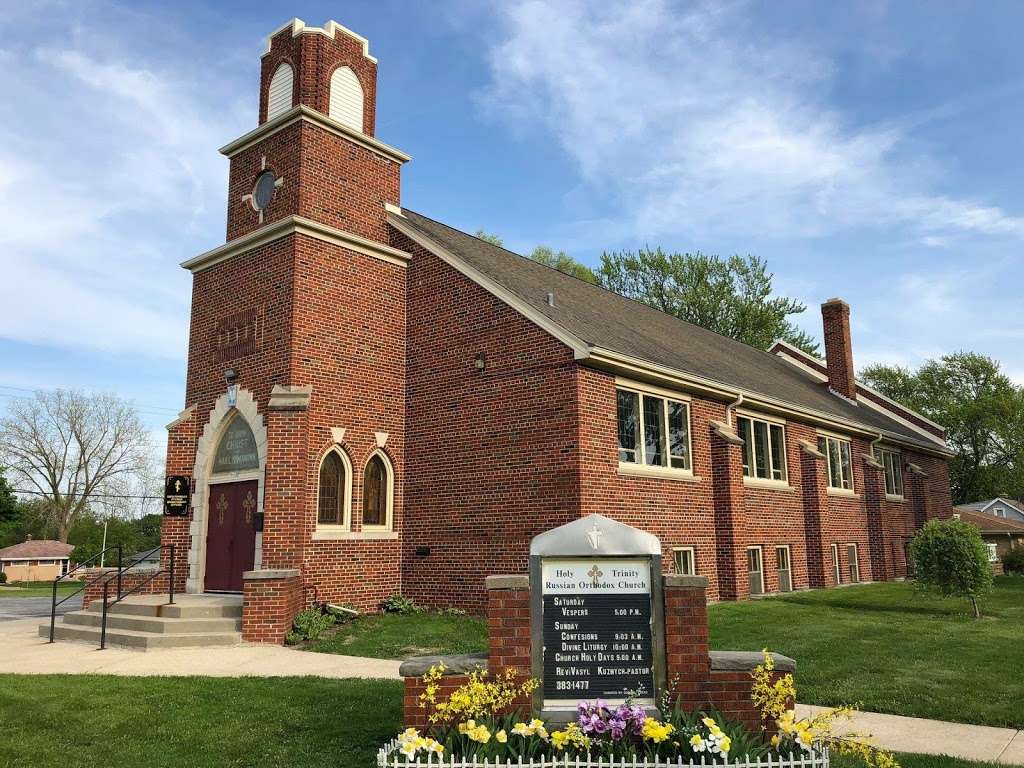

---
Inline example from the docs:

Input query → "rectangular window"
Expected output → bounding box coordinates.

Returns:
[831,543,841,585]
[737,416,787,482]
[818,435,854,490]
[776,545,792,592]
[748,546,764,596]
[986,543,999,563]
[616,388,692,471]
[617,390,640,463]
[847,544,860,583]
[673,547,696,575]
[877,449,904,498]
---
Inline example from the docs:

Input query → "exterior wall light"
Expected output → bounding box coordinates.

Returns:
[474,353,487,372]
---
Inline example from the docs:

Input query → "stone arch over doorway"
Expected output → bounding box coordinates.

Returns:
[186,388,268,593]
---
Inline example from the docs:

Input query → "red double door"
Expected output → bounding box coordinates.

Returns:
[205,480,257,593]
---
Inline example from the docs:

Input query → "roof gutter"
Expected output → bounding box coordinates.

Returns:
[584,347,954,458]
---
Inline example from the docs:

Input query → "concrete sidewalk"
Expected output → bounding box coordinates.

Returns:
[796,704,1024,766]
[0,618,1018,765]
[0,617,401,679]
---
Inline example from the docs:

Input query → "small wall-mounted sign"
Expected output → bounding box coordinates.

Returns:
[163,475,192,516]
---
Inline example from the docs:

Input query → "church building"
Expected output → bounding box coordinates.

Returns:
[160,19,954,640]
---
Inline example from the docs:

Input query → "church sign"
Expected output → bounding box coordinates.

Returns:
[530,515,666,718]
[163,475,192,516]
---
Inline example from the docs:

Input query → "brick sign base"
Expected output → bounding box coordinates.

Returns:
[401,574,794,731]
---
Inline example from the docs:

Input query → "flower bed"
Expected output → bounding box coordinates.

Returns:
[379,652,903,768]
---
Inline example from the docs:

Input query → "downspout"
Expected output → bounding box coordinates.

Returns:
[726,392,744,427]
[870,432,884,460]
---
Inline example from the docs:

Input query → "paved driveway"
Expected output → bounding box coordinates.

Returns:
[0,596,82,622]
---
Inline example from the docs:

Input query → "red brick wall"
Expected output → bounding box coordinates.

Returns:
[401,235,580,611]
[225,121,401,243]
[81,568,170,609]
[241,571,305,643]
[664,578,711,709]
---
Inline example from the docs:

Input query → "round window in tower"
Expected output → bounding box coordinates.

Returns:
[251,170,277,211]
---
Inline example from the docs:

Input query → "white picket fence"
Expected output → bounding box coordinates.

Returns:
[376,740,830,768]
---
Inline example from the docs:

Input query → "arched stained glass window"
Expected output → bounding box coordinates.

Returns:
[362,453,392,529]
[317,451,347,525]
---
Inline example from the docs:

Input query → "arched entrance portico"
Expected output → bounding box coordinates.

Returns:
[186,389,268,594]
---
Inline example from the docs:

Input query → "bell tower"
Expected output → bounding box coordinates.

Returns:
[172,19,411,607]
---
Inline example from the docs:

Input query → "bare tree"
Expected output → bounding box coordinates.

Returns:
[0,390,152,542]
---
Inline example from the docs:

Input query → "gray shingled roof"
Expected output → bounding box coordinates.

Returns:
[400,210,946,452]
[959,498,1024,514]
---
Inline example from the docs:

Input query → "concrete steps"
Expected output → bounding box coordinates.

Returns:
[39,594,243,650]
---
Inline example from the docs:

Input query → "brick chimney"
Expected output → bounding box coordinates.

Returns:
[821,298,857,401]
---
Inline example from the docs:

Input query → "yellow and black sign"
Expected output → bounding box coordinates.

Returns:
[164,475,192,516]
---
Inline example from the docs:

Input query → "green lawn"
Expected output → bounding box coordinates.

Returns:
[709,577,1024,728]
[0,675,401,768]
[0,675,1003,768]
[303,579,1023,729]
[0,580,82,598]
[304,611,488,659]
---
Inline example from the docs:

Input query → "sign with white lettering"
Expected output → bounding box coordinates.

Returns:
[540,558,655,705]
[529,514,666,718]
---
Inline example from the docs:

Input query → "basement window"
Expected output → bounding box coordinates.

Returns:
[617,387,692,472]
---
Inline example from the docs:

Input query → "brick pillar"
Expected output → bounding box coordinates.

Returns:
[710,428,747,599]
[485,575,532,684]
[821,298,857,400]
[798,440,829,588]
[241,568,304,643]
[162,405,198,594]
[663,574,711,710]
[863,458,889,582]
[261,386,312,571]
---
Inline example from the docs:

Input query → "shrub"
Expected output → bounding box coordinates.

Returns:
[287,606,336,644]
[910,518,993,617]
[1002,547,1024,575]
[0,572,6,584]
[381,593,424,614]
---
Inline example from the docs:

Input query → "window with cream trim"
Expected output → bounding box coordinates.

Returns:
[316,448,352,529]
[736,415,787,482]
[673,547,696,575]
[818,435,854,491]
[616,388,692,472]
[362,451,394,530]
[876,448,904,498]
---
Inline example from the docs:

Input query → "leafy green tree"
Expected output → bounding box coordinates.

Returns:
[861,353,1024,504]
[528,246,598,284]
[598,249,819,354]
[474,229,504,247]
[0,467,17,523]
[0,498,50,549]
[909,518,993,618]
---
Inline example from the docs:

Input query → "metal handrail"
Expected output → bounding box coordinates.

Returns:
[48,545,123,642]
[98,544,175,650]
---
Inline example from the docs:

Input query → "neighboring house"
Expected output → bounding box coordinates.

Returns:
[953,509,1024,574]
[0,538,74,582]
[156,18,956,624]
[124,550,161,569]
[957,497,1024,523]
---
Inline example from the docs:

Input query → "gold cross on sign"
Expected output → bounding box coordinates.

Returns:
[588,565,604,585]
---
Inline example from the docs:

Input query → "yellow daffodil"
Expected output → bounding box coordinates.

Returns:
[496,729,508,744]
[719,736,732,753]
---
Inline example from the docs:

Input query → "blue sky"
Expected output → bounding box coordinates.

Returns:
[2,0,1023,447]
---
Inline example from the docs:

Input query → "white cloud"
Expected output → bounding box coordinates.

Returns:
[0,4,250,359]
[479,0,1024,243]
